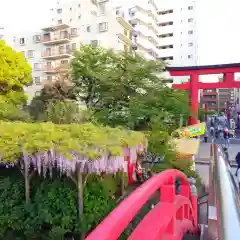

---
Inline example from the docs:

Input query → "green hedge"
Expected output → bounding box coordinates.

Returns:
[0,168,127,239]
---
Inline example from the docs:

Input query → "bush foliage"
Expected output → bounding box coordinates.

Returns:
[0,168,124,239]
[0,121,145,162]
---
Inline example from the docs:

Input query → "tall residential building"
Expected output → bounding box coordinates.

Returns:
[157,0,198,67]
[200,89,218,111]
[13,0,136,100]
[124,0,160,60]
[156,0,198,83]
[218,88,234,112]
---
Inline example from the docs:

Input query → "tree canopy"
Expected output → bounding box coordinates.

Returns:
[28,69,76,120]
[0,40,32,96]
[71,45,190,130]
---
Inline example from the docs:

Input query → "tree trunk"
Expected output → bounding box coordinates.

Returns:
[77,163,84,239]
[23,148,30,203]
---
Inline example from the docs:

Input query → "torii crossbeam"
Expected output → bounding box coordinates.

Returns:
[167,63,240,125]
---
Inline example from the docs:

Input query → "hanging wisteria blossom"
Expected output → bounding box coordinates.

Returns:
[17,144,144,177]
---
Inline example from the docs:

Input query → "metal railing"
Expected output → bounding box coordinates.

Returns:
[212,141,240,239]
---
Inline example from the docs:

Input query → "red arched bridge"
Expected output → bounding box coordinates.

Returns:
[85,139,240,239]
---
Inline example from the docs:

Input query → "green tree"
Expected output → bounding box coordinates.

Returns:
[0,40,32,121]
[29,70,76,120]
[45,100,89,124]
[128,87,190,131]
[71,45,170,127]
[71,44,117,109]
[0,40,32,98]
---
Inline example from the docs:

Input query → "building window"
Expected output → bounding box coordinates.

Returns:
[129,11,135,17]
[188,6,193,10]
[99,22,108,32]
[57,9,62,14]
[33,63,40,70]
[78,15,81,19]
[188,30,193,35]
[71,28,78,35]
[99,2,106,15]
[188,18,193,23]
[21,51,25,57]
[72,43,77,51]
[188,55,192,59]
[91,40,98,47]
[59,45,64,54]
[20,37,25,45]
[58,19,62,24]
[70,7,72,11]
[188,42,193,47]
[27,50,34,58]
[33,35,41,43]
[61,60,68,65]
[35,91,41,96]
[47,76,52,82]
[78,4,81,7]
[34,77,41,85]
[86,26,91,32]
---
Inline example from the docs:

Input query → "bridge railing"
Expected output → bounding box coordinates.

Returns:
[86,169,198,240]
[209,142,240,239]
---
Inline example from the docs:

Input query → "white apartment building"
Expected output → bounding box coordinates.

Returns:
[13,0,136,101]
[13,0,201,99]
[156,0,198,84]
[157,0,198,67]
[118,0,160,60]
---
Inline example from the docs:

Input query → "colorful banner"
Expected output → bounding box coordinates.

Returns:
[173,122,206,139]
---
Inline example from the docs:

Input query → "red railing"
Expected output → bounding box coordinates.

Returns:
[86,169,198,240]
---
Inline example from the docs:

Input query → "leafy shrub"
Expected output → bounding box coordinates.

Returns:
[0,169,126,239]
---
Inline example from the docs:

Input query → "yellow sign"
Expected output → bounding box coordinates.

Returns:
[173,138,200,155]
[173,123,206,139]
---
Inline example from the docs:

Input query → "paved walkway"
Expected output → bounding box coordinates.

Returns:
[196,141,239,161]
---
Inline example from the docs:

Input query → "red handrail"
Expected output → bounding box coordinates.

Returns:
[86,169,198,240]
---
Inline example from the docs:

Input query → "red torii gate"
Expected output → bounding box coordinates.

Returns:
[167,63,240,125]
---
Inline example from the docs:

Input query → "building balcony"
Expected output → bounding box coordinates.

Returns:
[42,64,69,73]
[42,66,56,73]
[41,34,71,45]
[41,49,72,60]
[41,23,70,32]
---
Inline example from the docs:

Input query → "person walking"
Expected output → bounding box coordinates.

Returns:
[235,152,240,177]
[210,126,214,137]
[204,130,209,143]
[223,128,230,148]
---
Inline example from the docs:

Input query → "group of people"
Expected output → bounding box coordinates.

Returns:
[204,116,231,149]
